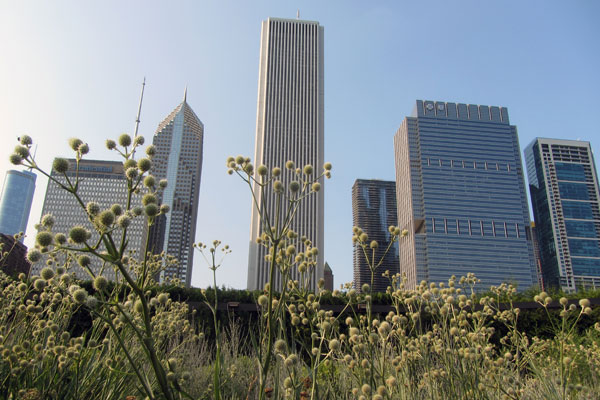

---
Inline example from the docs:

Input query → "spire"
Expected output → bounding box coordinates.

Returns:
[183,85,187,103]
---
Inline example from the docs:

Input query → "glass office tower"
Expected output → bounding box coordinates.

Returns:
[395,100,537,291]
[525,138,600,291]
[0,170,36,240]
[352,179,399,292]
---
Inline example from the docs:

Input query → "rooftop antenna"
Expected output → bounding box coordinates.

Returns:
[132,77,146,159]
[296,9,299,19]
[183,85,187,102]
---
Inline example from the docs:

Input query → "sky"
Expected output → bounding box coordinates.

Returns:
[1,1,599,289]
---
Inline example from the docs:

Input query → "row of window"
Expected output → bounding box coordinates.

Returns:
[424,158,513,171]
[427,218,523,238]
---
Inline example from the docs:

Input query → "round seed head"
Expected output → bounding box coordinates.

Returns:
[98,210,115,227]
[145,204,159,217]
[142,194,157,205]
[160,204,170,214]
[272,167,281,177]
[274,339,286,353]
[235,155,245,164]
[33,278,46,291]
[118,134,132,147]
[329,339,340,351]
[40,267,55,281]
[133,135,145,146]
[143,175,155,188]
[117,215,131,228]
[41,214,55,228]
[157,293,169,305]
[72,289,88,304]
[123,159,137,170]
[86,202,100,216]
[324,162,332,171]
[285,160,295,170]
[311,182,321,192]
[36,231,53,247]
[303,164,313,175]
[69,226,89,244]
[289,181,300,192]
[13,145,29,158]
[370,240,379,249]
[137,158,152,172]
[9,153,23,165]
[105,139,116,150]
[78,143,89,155]
[145,145,156,157]
[159,179,168,189]
[579,299,591,308]
[53,158,69,173]
[125,167,138,180]
[110,204,123,216]
[273,180,284,193]
[257,165,268,176]
[257,295,268,307]
[19,135,33,145]
[132,206,143,216]
[78,255,91,267]
[27,249,42,263]
[69,138,83,151]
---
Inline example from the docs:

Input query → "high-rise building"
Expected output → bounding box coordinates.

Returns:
[395,100,537,291]
[148,90,203,287]
[0,170,36,240]
[352,179,399,292]
[525,138,600,291]
[247,17,325,291]
[36,159,146,280]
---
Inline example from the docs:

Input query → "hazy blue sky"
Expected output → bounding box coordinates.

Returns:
[1,1,599,289]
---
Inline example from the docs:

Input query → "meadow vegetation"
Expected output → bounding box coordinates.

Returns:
[0,135,598,399]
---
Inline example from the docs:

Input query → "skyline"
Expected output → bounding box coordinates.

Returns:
[1,1,599,289]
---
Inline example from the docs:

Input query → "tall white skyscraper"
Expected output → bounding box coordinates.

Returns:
[148,90,203,287]
[247,17,325,290]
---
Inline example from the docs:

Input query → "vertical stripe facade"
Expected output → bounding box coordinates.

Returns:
[248,18,324,291]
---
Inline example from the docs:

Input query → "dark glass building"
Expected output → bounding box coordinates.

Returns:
[0,170,36,240]
[525,138,600,291]
[352,179,399,292]
[395,100,537,291]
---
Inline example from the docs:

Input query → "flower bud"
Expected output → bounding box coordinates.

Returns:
[312,182,321,192]
[106,139,116,150]
[69,138,83,151]
[19,135,33,145]
[118,134,132,147]
[53,158,69,173]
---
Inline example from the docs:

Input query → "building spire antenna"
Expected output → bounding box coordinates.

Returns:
[296,9,299,19]
[132,77,146,159]
[183,85,187,102]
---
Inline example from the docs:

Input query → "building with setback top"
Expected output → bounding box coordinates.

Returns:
[148,90,203,287]
[394,100,537,291]
[247,17,325,290]
[0,170,36,240]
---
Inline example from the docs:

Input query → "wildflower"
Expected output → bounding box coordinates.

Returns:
[9,153,23,165]
[78,143,89,155]
[33,279,46,291]
[311,182,321,192]
[73,289,88,304]
[579,299,591,308]
[19,135,33,145]
[36,231,53,247]
[157,293,169,305]
[69,226,89,243]
[329,339,341,351]
[78,255,91,268]
[160,204,170,214]
[303,164,313,175]
[117,215,131,228]
[110,204,123,216]
[125,167,138,180]
[144,175,155,187]
[289,181,300,192]
[370,240,378,249]
[40,267,55,281]
[14,145,30,158]
[106,139,117,150]
[159,179,168,188]
[86,202,100,216]
[93,276,108,291]
[361,384,371,395]
[142,193,157,205]
[27,249,42,263]
[137,158,152,172]
[286,160,295,170]
[146,144,156,157]
[118,134,132,147]
[55,233,67,245]
[98,210,115,227]
[69,138,83,151]
[257,165,268,176]
[273,180,284,193]
[145,204,159,217]
[274,339,286,354]
[132,206,143,216]
[272,167,281,177]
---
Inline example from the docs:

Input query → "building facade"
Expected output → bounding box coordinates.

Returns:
[525,138,600,291]
[36,159,146,280]
[352,179,399,292]
[0,170,36,240]
[0,233,31,277]
[247,18,325,290]
[148,91,203,287]
[394,100,537,291]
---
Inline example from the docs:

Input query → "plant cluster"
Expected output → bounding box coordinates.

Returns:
[0,137,598,399]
